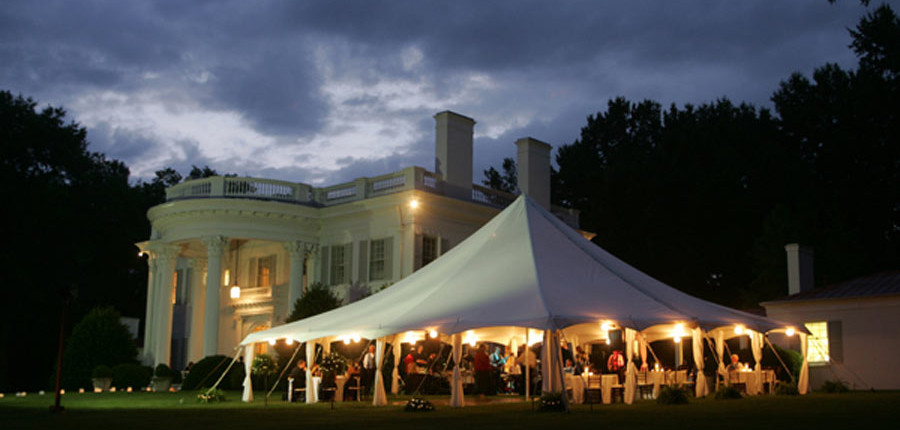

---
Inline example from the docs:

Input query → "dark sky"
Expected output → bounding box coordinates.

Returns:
[2,0,892,185]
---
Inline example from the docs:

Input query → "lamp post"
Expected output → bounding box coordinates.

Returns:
[50,284,75,414]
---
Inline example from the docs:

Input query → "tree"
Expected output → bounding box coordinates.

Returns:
[0,91,150,391]
[61,306,138,389]
[482,157,518,194]
[286,283,343,323]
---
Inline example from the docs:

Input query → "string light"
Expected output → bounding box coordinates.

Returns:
[785,327,795,337]
[734,324,745,335]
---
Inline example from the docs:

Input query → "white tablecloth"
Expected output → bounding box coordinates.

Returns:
[600,374,618,404]
[564,374,585,404]
[310,376,321,403]
[335,376,347,402]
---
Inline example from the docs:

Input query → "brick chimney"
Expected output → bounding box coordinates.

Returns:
[434,111,475,200]
[785,243,814,295]
[515,137,552,209]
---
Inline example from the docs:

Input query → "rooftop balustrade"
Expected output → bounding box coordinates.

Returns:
[164,166,579,226]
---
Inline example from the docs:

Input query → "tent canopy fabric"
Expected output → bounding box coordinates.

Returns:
[242,194,794,347]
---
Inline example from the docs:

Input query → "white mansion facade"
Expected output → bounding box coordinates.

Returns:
[138,111,578,368]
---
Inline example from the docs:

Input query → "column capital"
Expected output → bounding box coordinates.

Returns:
[283,241,306,257]
[188,257,208,270]
[304,242,319,257]
[201,236,229,255]
[145,242,181,266]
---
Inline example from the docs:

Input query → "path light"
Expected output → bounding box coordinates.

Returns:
[785,327,795,337]
[734,324,745,335]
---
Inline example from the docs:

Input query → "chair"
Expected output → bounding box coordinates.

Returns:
[727,372,747,394]
[636,371,654,400]
[288,379,306,402]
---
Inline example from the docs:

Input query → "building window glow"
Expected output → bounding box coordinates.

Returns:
[805,321,829,364]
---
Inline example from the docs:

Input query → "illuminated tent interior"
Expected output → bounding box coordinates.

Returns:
[238,194,807,407]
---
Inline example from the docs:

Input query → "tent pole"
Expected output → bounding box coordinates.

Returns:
[553,330,571,412]
[525,328,530,401]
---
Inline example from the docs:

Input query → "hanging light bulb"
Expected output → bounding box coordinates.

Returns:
[429,329,438,339]
[285,338,294,345]
[268,338,276,346]
[734,324,745,335]
[785,327,795,337]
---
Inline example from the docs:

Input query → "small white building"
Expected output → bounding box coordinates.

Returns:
[761,245,900,390]
[138,111,579,369]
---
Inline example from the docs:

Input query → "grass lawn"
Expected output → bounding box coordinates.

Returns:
[1,390,897,430]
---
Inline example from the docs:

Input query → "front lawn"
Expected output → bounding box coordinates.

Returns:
[1,391,896,430]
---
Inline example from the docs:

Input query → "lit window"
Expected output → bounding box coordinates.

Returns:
[369,239,386,281]
[805,322,829,364]
[423,236,437,266]
[256,255,276,286]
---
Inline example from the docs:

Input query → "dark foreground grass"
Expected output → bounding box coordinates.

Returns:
[2,391,897,430]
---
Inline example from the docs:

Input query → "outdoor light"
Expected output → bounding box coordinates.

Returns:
[352,334,361,343]
[601,322,612,332]
[464,331,477,346]
[673,336,682,343]
[785,327,795,337]
[230,285,241,299]
[409,199,419,209]
[403,331,418,344]
[60,389,65,395]
[126,387,132,392]
[734,324,745,335]
[286,338,294,345]
[223,270,230,286]
[429,329,438,339]
[268,338,276,346]
[78,388,84,394]
[605,338,611,345]
[344,337,351,345]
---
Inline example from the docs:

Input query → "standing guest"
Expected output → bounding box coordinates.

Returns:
[608,350,625,383]
[361,344,376,395]
[474,344,492,395]
[574,346,589,375]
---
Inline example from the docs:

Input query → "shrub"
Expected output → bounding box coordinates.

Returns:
[154,363,175,378]
[63,306,138,389]
[775,381,799,396]
[91,365,113,379]
[182,355,244,390]
[714,384,743,400]
[112,364,152,389]
[197,387,227,403]
[251,354,278,390]
[539,391,565,411]
[657,385,690,405]
[821,379,849,393]
[286,283,342,322]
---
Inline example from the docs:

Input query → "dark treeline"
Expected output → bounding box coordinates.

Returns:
[0,90,222,391]
[548,5,898,308]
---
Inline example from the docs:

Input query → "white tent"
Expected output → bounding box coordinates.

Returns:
[239,194,803,405]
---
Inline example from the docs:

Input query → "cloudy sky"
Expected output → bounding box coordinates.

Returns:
[2,1,892,186]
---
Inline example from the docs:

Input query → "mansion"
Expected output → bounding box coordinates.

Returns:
[138,111,580,368]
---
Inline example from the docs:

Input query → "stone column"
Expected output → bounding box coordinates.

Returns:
[283,241,305,315]
[141,253,158,365]
[152,245,180,366]
[304,243,318,289]
[187,258,207,363]
[202,236,228,357]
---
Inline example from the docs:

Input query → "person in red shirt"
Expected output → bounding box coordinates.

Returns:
[608,350,625,383]
[474,344,493,395]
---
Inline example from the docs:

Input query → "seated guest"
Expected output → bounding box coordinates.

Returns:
[345,363,361,400]
[726,354,744,372]
[287,360,308,402]
[564,358,575,374]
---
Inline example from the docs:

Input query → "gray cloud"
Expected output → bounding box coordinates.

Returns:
[1,0,892,186]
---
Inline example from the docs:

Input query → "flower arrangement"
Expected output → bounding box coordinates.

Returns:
[404,397,434,412]
[197,387,226,403]
[319,352,348,375]
[539,391,565,411]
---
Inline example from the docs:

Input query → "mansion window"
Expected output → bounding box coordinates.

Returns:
[804,321,842,364]
[330,245,346,286]
[256,255,276,287]
[422,236,438,266]
[369,238,394,281]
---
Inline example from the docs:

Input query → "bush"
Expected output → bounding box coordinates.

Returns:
[182,355,244,390]
[112,364,152,389]
[714,384,743,400]
[197,387,227,403]
[63,306,138,389]
[657,385,690,405]
[286,283,342,322]
[775,381,799,396]
[154,363,175,378]
[251,354,277,390]
[91,365,113,379]
[821,379,849,393]
[539,391,565,411]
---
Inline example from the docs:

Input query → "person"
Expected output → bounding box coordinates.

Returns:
[287,360,308,402]
[361,344,376,395]
[489,346,507,393]
[608,350,625,383]
[564,358,575,374]
[473,344,492,395]
[561,342,575,367]
[413,344,428,370]
[726,354,744,372]
[345,362,361,400]
[574,346,589,375]
[404,349,417,375]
